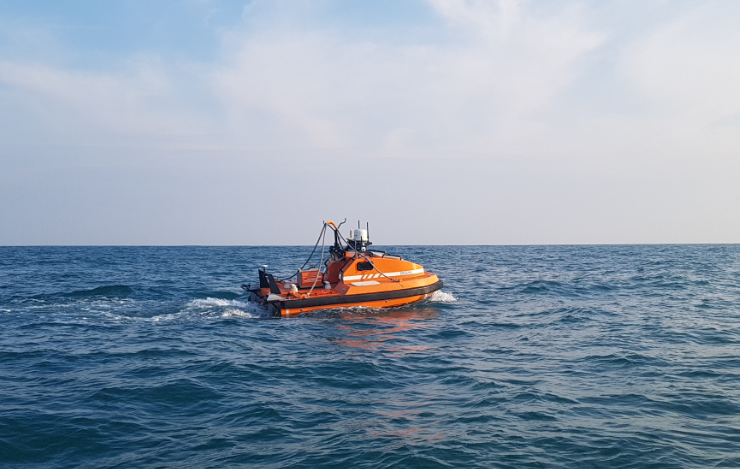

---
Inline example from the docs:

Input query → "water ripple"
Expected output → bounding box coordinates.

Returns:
[1,245,740,468]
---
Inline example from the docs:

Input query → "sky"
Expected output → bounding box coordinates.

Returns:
[1,0,739,245]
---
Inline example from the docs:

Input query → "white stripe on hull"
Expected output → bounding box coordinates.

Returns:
[343,268,424,282]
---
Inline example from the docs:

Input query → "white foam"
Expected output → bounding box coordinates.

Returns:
[428,290,458,303]
[188,298,251,309]
[186,297,270,319]
[153,314,179,322]
[222,308,264,319]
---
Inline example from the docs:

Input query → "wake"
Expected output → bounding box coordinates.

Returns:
[428,290,457,302]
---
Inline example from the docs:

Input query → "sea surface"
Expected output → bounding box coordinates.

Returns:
[1,245,740,468]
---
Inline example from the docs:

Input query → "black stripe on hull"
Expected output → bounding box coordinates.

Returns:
[272,280,444,312]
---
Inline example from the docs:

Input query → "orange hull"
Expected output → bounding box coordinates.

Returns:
[244,254,442,317]
[281,293,430,317]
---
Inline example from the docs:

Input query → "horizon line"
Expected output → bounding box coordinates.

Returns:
[2,243,739,248]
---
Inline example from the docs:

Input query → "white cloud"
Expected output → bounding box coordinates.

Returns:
[623,3,740,129]
[3,0,737,161]
[1,0,739,243]
[0,55,212,147]
[427,0,524,40]
[210,0,605,159]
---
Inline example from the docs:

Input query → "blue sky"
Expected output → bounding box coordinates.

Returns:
[1,0,739,245]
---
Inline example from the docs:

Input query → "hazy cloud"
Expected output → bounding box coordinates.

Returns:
[1,0,739,244]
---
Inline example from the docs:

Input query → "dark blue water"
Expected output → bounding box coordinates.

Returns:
[2,245,740,468]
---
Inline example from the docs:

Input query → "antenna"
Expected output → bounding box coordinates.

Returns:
[358,220,360,229]
[367,222,370,241]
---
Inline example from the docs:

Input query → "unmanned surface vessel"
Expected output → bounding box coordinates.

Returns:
[242,220,443,317]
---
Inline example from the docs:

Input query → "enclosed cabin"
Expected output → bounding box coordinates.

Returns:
[323,224,425,288]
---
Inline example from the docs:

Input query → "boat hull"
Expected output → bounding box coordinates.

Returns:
[277,280,443,317]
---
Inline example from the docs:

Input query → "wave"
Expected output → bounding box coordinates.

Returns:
[184,297,271,319]
[188,298,251,308]
[63,285,133,298]
[520,280,565,294]
[196,291,242,300]
[428,290,457,302]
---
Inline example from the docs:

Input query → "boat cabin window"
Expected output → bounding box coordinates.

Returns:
[356,261,374,271]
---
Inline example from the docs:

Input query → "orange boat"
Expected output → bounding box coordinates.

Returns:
[242,220,443,317]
